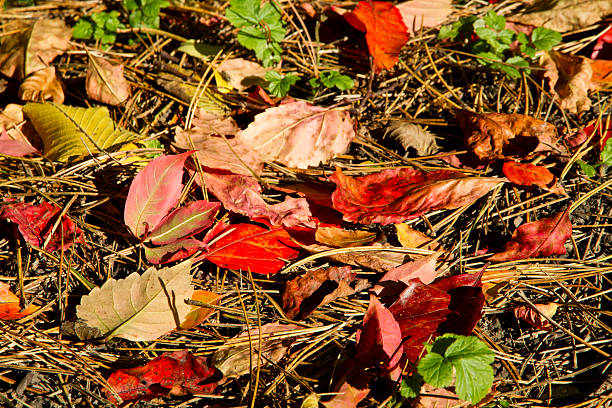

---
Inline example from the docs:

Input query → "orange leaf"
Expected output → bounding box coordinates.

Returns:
[502,161,564,194]
[0,282,39,320]
[343,1,409,72]
[180,290,224,330]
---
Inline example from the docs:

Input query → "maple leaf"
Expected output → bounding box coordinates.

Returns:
[514,302,558,331]
[343,1,409,72]
[502,161,565,194]
[237,100,355,169]
[0,282,39,320]
[489,209,572,262]
[282,266,369,319]
[330,167,503,225]
[105,350,221,404]
[86,55,130,106]
[203,223,300,274]
[1,201,83,252]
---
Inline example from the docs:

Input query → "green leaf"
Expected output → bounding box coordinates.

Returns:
[418,352,453,387]
[445,336,495,403]
[517,32,529,45]
[400,373,424,399]
[476,51,501,66]
[474,26,496,43]
[483,10,505,31]
[265,71,298,97]
[579,161,596,177]
[601,137,612,165]
[124,0,138,11]
[72,19,94,39]
[531,27,562,51]
[438,23,458,40]
[319,71,354,90]
[177,40,222,60]
[520,44,537,58]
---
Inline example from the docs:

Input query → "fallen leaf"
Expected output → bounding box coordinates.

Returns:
[330,167,503,225]
[86,55,131,106]
[144,239,204,265]
[76,260,193,341]
[416,382,498,408]
[456,110,563,161]
[211,323,301,377]
[0,19,71,80]
[489,209,572,262]
[355,296,403,378]
[514,302,558,330]
[105,350,221,404]
[22,103,137,162]
[216,57,269,91]
[396,0,453,36]
[322,379,370,408]
[589,59,612,84]
[124,152,193,238]
[203,223,300,274]
[282,266,369,319]
[157,71,229,115]
[373,252,440,297]
[204,172,314,228]
[181,290,224,330]
[591,24,612,60]
[18,67,64,103]
[540,51,593,114]
[237,100,355,169]
[384,121,439,156]
[0,282,39,320]
[502,161,565,194]
[148,200,220,245]
[315,225,378,247]
[1,201,83,252]
[0,104,39,156]
[512,0,612,33]
[343,1,409,71]
[299,242,407,272]
[396,223,440,252]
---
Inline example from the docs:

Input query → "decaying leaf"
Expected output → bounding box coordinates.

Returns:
[18,67,64,103]
[216,58,269,91]
[144,238,204,265]
[456,110,563,161]
[383,121,439,156]
[76,260,194,341]
[237,100,355,169]
[211,323,301,377]
[86,55,130,106]
[330,167,503,225]
[156,71,229,115]
[512,0,612,33]
[0,282,39,320]
[343,1,409,71]
[540,52,593,114]
[396,0,453,36]
[0,104,39,156]
[282,266,369,319]
[105,350,221,404]
[502,161,565,194]
[395,223,440,252]
[514,302,558,331]
[0,19,71,80]
[1,201,83,252]
[181,290,224,330]
[315,225,378,247]
[489,209,572,262]
[22,103,137,162]
[299,242,408,272]
[204,172,314,228]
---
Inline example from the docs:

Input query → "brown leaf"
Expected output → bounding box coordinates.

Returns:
[395,223,440,252]
[18,67,64,103]
[0,19,71,80]
[383,121,439,156]
[300,242,408,272]
[282,266,369,319]
[315,225,378,247]
[540,52,593,114]
[216,58,269,91]
[512,0,612,33]
[396,0,453,36]
[86,55,131,106]
[514,302,558,330]
[0,104,39,156]
[456,110,563,161]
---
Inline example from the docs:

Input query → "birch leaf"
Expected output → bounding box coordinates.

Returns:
[22,103,137,162]
[76,260,194,341]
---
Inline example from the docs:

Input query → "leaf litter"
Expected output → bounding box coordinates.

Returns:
[0,1,610,407]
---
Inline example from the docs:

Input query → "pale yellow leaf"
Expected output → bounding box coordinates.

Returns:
[76,260,194,341]
[18,67,64,103]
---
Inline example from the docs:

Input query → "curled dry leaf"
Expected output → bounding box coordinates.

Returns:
[211,323,301,377]
[511,0,612,33]
[216,58,269,91]
[0,104,39,157]
[105,350,221,404]
[502,161,565,195]
[86,55,130,106]
[18,67,64,103]
[0,201,83,252]
[299,242,407,272]
[282,266,369,319]
[330,167,503,225]
[237,100,355,169]
[396,0,453,36]
[416,382,498,408]
[540,52,593,114]
[343,1,409,72]
[315,225,378,247]
[383,121,439,156]
[489,209,572,262]
[0,19,71,80]
[514,302,559,331]
[456,110,563,161]
[76,260,193,341]
[0,282,40,320]
[395,223,440,252]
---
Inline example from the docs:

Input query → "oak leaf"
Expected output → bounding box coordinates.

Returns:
[237,100,355,169]
[0,282,39,320]
[76,260,194,341]
[489,209,572,262]
[330,167,503,225]
[18,67,64,103]
[343,1,409,72]
[105,350,221,404]
[86,55,130,106]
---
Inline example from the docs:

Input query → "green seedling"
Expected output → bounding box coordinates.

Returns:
[439,10,562,79]
[72,11,126,44]
[265,71,299,97]
[310,70,354,91]
[579,137,612,177]
[124,0,169,29]
[226,0,286,67]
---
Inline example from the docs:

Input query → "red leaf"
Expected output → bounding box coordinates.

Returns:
[373,252,440,297]
[0,282,39,320]
[591,24,612,60]
[282,266,369,319]
[124,152,192,238]
[514,302,558,331]
[322,377,370,408]
[502,161,564,194]
[489,209,572,262]
[148,200,220,245]
[105,350,221,404]
[330,168,503,225]
[1,201,83,252]
[203,224,300,274]
[144,239,204,264]
[356,296,403,378]
[343,1,409,72]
